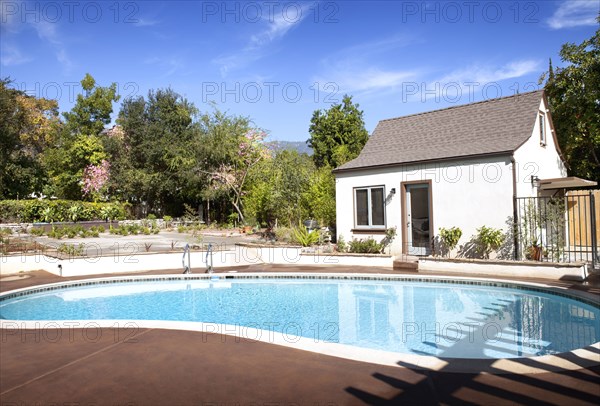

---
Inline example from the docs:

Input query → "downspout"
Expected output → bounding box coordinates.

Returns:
[511,156,519,260]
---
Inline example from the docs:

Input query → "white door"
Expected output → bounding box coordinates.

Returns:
[405,184,431,255]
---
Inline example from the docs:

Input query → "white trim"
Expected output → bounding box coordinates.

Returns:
[539,112,547,146]
[353,185,386,229]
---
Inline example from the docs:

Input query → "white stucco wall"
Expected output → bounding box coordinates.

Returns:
[335,155,515,256]
[513,97,568,198]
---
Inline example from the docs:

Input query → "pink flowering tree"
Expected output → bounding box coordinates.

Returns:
[207,129,270,224]
[82,159,110,201]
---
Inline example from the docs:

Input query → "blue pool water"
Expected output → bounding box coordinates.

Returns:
[1,276,598,359]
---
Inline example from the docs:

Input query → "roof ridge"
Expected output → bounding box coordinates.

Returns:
[378,89,544,123]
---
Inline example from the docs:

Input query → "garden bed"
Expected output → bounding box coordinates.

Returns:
[31,220,114,232]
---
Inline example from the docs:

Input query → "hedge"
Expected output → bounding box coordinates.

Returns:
[0,200,131,223]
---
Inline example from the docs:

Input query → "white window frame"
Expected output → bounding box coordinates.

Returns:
[539,112,546,146]
[353,185,386,229]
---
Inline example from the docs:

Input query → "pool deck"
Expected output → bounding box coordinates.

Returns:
[1,265,599,405]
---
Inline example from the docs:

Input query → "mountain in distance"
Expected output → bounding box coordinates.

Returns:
[266,140,313,155]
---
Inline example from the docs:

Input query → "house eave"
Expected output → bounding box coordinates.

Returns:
[333,151,514,174]
[538,176,597,190]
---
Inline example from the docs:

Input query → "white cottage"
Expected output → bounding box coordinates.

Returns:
[333,90,581,257]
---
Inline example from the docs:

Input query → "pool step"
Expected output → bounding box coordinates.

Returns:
[393,256,419,272]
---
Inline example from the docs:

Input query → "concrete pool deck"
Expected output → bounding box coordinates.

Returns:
[1,266,599,405]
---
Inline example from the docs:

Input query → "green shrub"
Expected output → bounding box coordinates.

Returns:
[348,237,382,254]
[348,228,397,254]
[58,243,85,257]
[0,228,12,244]
[127,224,139,235]
[475,226,504,259]
[274,226,293,243]
[439,227,462,257]
[0,200,130,223]
[68,205,83,222]
[30,227,45,236]
[291,226,320,247]
[147,213,157,220]
[336,234,347,253]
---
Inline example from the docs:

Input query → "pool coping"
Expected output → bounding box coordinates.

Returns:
[1,272,599,375]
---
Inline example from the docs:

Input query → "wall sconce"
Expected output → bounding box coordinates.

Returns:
[530,176,540,185]
[390,188,396,195]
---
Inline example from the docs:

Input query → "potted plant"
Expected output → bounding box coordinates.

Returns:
[528,239,543,261]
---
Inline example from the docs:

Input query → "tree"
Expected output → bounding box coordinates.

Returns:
[115,88,199,213]
[194,107,264,223]
[244,149,314,226]
[62,73,119,137]
[82,159,111,201]
[202,127,270,224]
[44,74,120,199]
[0,79,60,198]
[303,166,336,228]
[43,133,107,199]
[541,21,600,182]
[307,95,369,169]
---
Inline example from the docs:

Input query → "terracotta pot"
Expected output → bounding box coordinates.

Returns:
[529,246,542,261]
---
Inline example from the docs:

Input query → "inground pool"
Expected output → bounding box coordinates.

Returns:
[1,274,598,359]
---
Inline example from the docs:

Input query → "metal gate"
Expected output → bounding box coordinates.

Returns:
[515,190,598,269]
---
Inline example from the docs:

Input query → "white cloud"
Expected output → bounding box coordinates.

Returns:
[438,60,541,85]
[393,59,542,103]
[0,44,31,66]
[0,7,75,72]
[134,18,159,27]
[144,56,185,77]
[313,35,416,95]
[0,0,22,35]
[547,0,599,29]
[249,9,307,48]
[315,68,415,95]
[29,21,75,73]
[213,3,310,77]
[327,35,414,64]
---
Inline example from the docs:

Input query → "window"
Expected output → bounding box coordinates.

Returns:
[539,113,546,146]
[354,186,385,228]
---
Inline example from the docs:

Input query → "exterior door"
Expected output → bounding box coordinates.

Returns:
[405,183,431,255]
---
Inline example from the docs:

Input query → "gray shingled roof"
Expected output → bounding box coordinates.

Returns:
[335,90,545,172]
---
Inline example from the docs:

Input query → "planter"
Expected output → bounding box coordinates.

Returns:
[528,246,543,261]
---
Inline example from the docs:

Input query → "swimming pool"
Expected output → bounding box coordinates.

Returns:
[1,274,598,359]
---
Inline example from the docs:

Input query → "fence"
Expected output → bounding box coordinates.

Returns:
[515,190,599,269]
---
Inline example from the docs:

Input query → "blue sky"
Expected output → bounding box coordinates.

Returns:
[1,0,598,142]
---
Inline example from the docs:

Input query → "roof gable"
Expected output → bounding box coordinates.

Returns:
[336,90,545,172]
